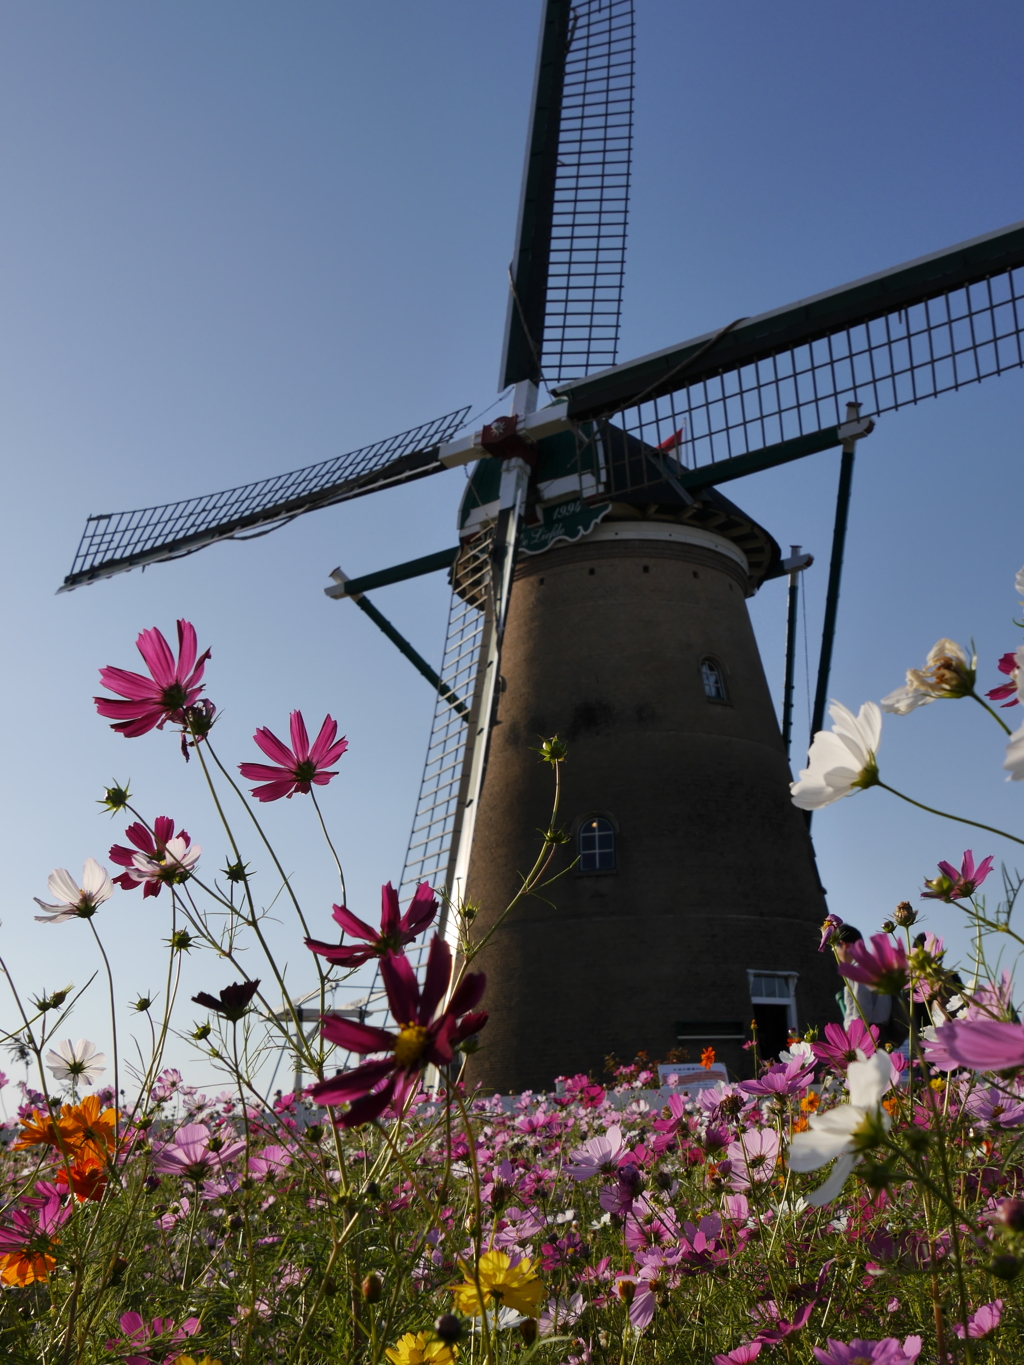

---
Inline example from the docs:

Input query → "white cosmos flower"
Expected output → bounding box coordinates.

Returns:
[881,638,976,714]
[787,1050,891,1206]
[779,1039,814,1065]
[1016,564,1024,605]
[45,1038,107,1086]
[1005,723,1024,782]
[790,701,881,810]
[34,858,113,924]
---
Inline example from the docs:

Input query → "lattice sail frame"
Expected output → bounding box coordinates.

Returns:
[62,406,471,589]
[541,0,633,383]
[561,233,1024,495]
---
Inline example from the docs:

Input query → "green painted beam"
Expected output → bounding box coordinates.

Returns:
[350,595,468,720]
[338,546,458,597]
[675,426,843,491]
[560,219,1024,418]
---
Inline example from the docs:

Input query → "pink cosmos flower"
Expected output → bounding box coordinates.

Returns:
[309,933,486,1126]
[921,1018,1024,1073]
[598,1162,643,1217]
[238,711,348,801]
[739,1057,815,1097]
[565,1125,626,1179]
[838,934,908,995]
[953,1299,1003,1339]
[963,1088,1024,1128]
[109,817,200,897]
[623,1196,679,1254]
[811,1020,878,1073]
[812,1336,922,1364]
[921,849,994,902]
[104,1311,201,1365]
[726,1129,780,1190]
[96,619,211,738]
[714,1347,762,1365]
[151,1122,246,1182]
[305,881,437,968]
[818,914,844,951]
[247,1144,292,1180]
[986,649,1022,707]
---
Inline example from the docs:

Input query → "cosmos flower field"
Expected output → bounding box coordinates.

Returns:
[2,572,1024,1363]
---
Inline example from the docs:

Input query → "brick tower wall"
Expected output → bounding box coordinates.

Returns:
[462,525,841,1094]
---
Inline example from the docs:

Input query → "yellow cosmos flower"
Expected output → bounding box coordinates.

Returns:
[450,1249,544,1318]
[172,1356,222,1365]
[385,1331,457,1365]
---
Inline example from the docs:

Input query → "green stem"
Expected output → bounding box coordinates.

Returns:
[87,920,120,1115]
[311,789,347,905]
[971,690,1013,735]
[878,782,1024,846]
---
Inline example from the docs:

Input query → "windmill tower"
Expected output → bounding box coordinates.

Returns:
[62,1,1024,1092]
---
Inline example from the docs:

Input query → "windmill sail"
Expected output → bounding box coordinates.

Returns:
[60,406,471,591]
[501,0,634,389]
[557,220,1024,495]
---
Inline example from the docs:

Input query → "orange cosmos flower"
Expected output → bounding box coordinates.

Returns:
[13,1108,76,1153]
[0,1249,56,1287]
[700,1047,716,1070]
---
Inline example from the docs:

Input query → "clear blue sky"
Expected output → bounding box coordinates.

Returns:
[2,1,1023,1094]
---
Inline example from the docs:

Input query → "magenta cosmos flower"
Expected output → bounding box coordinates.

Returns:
[305,881,437,968]
[921,849,994,902]
[739,1057,815,1097]
[838,933,908,995]
[813,1336,921,1365]
[310,933,486,1126]
[95,620,210,738]
[811,1020,878,1073]
[109,817,200,897]
[238,710,347,801]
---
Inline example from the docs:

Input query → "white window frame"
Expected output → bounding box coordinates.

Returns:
[747,970,799,1033]
[700,656,728,701]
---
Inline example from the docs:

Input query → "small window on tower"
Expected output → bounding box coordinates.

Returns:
[578,816,616,873]
[700,657,728,701]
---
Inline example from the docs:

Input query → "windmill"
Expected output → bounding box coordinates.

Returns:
[62,1,1024,1090]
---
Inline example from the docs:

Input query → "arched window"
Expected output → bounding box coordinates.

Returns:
[578,816,616,873]
[700,656,728,701]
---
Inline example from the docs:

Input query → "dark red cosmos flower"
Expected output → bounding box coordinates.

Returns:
[95,620,211,738]
[305,882,437,969]
[310,934,486,1127]
[191,980,261,1022]
[238,711,348,802]
[987,651,1021,708]
[109,817,200,898]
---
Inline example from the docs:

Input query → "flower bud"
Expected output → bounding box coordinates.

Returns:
[490,1179,511,1213]
[655,1170,674,1192]
[169,930,194,952]
[434,1314,463,1343]
[99,782,131,814]
[892,901,918,927]
[998,1198,1024,1232]
[989,1253,1022,1281]
[132,995,153,1013]
[881,920,896,935]
[615,1278,636,1306]
[361,1273,382,1302]
[536,734,568,765]
[519,1319,538,1346]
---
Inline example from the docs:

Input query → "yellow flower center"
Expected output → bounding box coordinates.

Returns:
[394,1024,429,1069]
